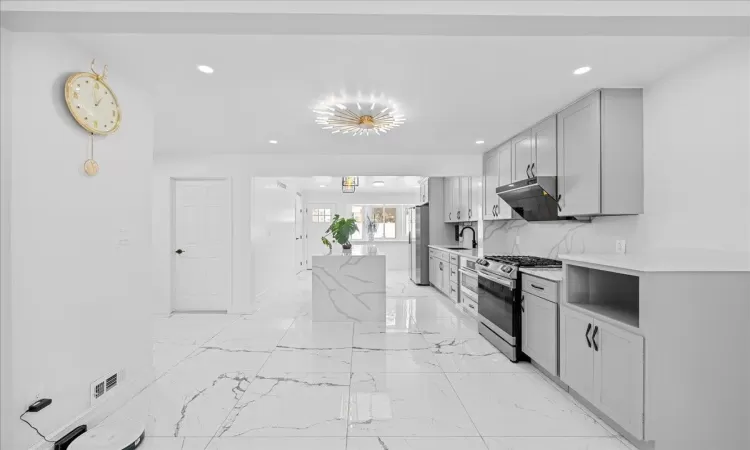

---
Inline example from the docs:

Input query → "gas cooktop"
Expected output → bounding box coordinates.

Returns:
[476,255,561,280]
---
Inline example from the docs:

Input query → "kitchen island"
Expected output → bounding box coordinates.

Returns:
[311,246,386,322]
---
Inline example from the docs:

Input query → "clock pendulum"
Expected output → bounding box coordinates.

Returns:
[83,133,99,176]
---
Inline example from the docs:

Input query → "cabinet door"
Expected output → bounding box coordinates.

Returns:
[593,320,645,439]
[423,179,429,203]
[522,293,559,376]
[443,178,454,222]
[483,150,500,220]
[511,130,533,183]
[419,182,426,204]
[532,115,557,177]
[470,176,481,221]
[560,307,595,400]
[497,141,515,220]
[451,177,460,222]
[557,91,601,216]
[429,256,435,285]
[458,177,470,221]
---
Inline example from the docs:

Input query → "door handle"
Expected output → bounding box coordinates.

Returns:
[530,284,545,291]
[520,294,525,312]
[525,164,531,179]
[448,212,451,221]
[585,323,592,348]
[530,162,536,177]
[468,208,472,219]
[457,211,461,220]
[592,325,599,351]
[175,249,185,254]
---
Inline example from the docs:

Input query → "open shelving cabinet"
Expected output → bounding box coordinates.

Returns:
[565,264,640,329]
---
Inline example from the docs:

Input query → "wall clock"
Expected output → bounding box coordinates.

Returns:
[64,60,121,176]
[65,59,121,135]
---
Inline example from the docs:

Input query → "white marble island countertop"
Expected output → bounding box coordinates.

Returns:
[312,249,386,322]
[519,267,563,282]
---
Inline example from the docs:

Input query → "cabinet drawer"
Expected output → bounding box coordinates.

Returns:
[449,253,459,264]
[522,275,558,303]
[429,249,435,257]
[436,250,449,262]
[449,264,458,283]
[449,282,459,302]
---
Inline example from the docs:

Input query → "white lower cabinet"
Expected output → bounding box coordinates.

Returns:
[521,292,558,376]
[594,321,645,439]
[560,306,645,439]
[560,306,596,400]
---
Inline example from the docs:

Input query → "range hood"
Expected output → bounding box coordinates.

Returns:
[496,177,570,222]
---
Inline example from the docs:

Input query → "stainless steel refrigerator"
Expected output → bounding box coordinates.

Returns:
[407,205,430,285]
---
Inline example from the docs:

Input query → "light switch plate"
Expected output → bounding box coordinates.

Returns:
[515,236,521,245]
[615,240,627,254]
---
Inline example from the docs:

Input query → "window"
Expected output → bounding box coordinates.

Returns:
[312,208,332,223]
[351,205,403,240]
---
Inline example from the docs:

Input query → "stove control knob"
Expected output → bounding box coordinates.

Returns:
[478,259,489,266]
[502,265,513,273]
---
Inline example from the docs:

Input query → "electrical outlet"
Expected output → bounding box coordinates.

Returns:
[616,240,627,254]
[515,236,521,246]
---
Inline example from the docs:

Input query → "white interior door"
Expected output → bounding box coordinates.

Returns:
[306,203,336,269]
[294,194,305,273]
[173,179,231,312]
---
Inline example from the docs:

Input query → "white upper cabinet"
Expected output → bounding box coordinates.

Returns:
[443,177,454,222]
[511,130,533,183]
[418,178,429,205]
[496,141,515,220]
[470,176,481,221]
[482,149,500,220]
[557,89,644,217]
[531,115,557,178]
[457,177,470,222]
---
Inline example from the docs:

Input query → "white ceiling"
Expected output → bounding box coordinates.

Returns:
[284,176,422,194]
[59,33,731,156]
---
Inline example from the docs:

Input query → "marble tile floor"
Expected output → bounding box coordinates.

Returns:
[105,270,636,450]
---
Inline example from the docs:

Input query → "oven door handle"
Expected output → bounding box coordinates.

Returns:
[458,269,477,279]
[477,271,515,288]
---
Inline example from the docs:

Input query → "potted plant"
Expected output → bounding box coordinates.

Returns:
[321,214,360,254]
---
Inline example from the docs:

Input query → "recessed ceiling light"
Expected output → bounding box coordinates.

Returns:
[573,66,591,75]
[320,185,327,188]
[268,140,278,144]
[197,65,214,74]
[475,140,485,144]
[372,181,385,187]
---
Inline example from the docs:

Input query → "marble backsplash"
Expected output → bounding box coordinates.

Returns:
[480,215,645,259]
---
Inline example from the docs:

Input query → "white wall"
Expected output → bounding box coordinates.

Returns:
[482,38,750,258]
[303,190,420,270]
[252,178,300,298]
[6,33,155,449]
[1,26,15,450]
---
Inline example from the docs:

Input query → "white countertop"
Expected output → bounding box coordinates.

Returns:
[428,245,479,259]
[559,250,750,273]
[313,245,384,257]
[519,267,563,282]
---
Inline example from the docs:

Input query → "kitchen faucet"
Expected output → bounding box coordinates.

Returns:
[459,226,477,249]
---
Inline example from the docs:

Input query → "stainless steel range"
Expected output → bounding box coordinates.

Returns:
[475,255,561,362]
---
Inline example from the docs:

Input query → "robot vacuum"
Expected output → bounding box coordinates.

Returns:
[68,418,145,450]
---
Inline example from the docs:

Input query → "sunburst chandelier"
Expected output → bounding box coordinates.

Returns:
[314,100,406,136]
